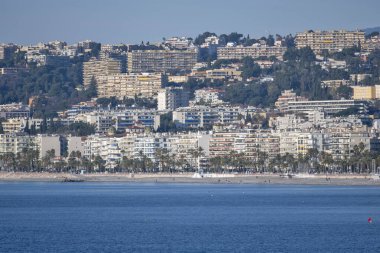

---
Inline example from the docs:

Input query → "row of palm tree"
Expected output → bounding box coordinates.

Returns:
[209,145,380,174]
[1,144,380,174]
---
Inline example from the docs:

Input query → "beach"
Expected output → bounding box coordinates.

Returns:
[0,172,379,185]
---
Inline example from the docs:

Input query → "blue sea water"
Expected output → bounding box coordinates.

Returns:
[0,183,379,253]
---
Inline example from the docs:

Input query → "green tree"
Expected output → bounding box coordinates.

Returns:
[194,32,217,45]
[189,147,205,172]
[241,57,261,80]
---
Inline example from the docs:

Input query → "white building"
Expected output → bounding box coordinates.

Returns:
[67,136,85,156]
[35,135,61,158]
[157,87,189,111]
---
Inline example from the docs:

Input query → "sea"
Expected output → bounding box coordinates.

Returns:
[0,182,379,253]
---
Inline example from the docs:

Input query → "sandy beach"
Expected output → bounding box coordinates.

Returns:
[0,172,380,186]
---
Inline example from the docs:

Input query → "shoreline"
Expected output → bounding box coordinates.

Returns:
[0,172,380,186]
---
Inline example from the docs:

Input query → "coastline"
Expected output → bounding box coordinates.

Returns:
[0,172,379,186]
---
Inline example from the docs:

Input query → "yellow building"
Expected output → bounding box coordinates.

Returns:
[97,73,163,99]
[295,30,365,53]
[205,68,242,81]
[352,86,377,100]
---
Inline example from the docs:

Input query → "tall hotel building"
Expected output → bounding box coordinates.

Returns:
[295,30,365,53]
[127,49,198,73]
[217,44,286,60]
[83,57,124,87]
[97,73,163,99]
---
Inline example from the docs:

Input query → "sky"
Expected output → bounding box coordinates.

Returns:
[1,0,379,45]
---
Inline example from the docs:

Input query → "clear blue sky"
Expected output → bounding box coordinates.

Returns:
[1,0,379,45]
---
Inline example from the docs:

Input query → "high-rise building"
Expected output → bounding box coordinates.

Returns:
[295,30,365,53]
[352,85,380,100]
[83,57,123,87]
[0,103,30,119]
[97,73,163,99]
[275,90,308,112]
[287,99,367,115]
[0,134,34,155]
[35,135,61,158]
[0,44,17,60]
[217,44,286,60]
[127,49,198,73]
[157,87,190,111]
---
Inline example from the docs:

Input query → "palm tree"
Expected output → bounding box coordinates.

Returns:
[93,155,106,172]
[68,151,79,172]
[297,154,308,173]
[209,156,221,173]
[257,151,268,173]
[189,147,205,172]
[42,149,55,171]
[319,151,333,174]
[360,150,372,174]
[81,156,93,173]
[175,154,188,172]
[2,153,16,172]
[306,148,319,173]
[154,148,170,173]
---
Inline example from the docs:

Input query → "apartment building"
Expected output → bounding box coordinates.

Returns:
[323,126,370,160]
[133,134,171,162]
[114,110,161,131]
[164,37,193,49]
[83,57,123,87]
[275,90,307,112]
[27,55,70,67]
[1,119,26,133]
[67,136,85,156]
[286,99,367,115]
[193,88,224,106]
[161,132,211,169]
[173,106,218,129]
[295,30,365,53]
[173,106,243,129]
[209,129,246,158]
[0,44,17,60]
[168,75,189,83]
[217,44,286,60]
[127,49,198,73]
[277,131,324,157]
[0,103,30,119]
[97,73,163,98]
[245,129,280,161]
[82,135,122,168]
[350,74,373,84]
[0,134,62,159]
[205,68,242,81]
[352,85,380,100]
[321,79,351,89]
[157,87,190,110]
[0,134,34,155]
[209,128,280,163]
[35,135,61,158]
[99,138,122,169]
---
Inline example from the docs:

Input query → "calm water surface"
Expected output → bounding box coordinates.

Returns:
[0,182,379,253]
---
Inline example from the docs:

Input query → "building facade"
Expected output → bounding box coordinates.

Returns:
[295,30,365,53]
[83,57,123,87]
[97,73,163,98]
[127,50,198,73]
[217,44,286,60]
[157,87,190,110]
